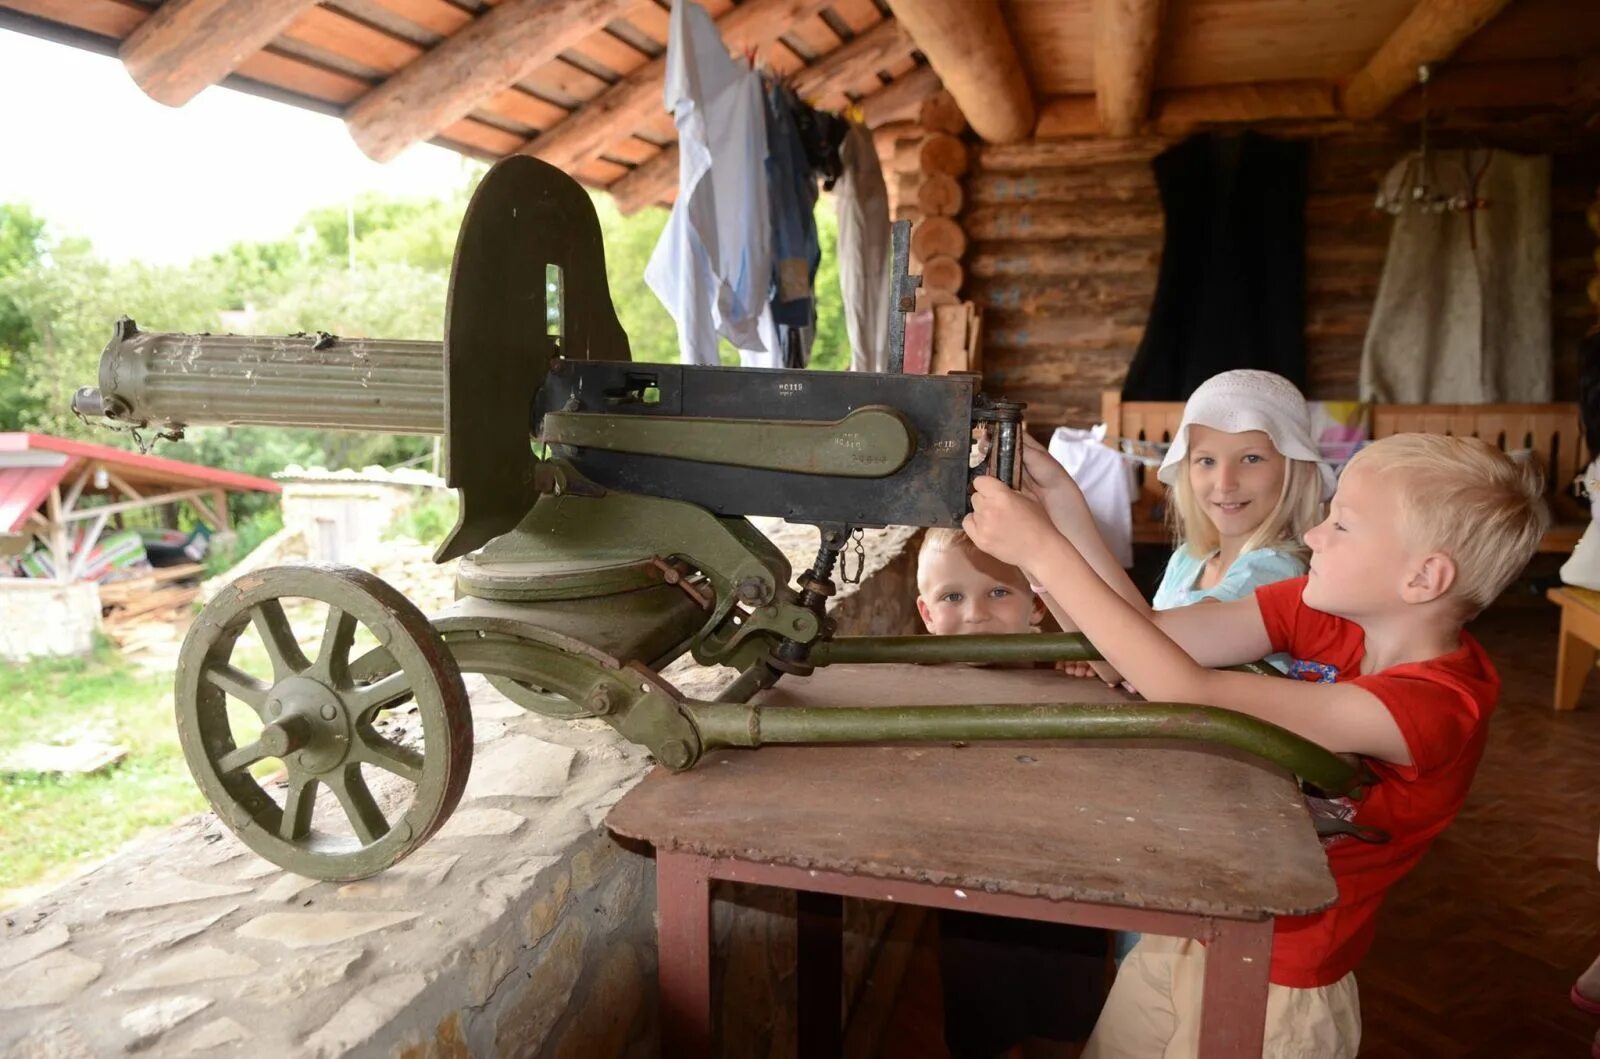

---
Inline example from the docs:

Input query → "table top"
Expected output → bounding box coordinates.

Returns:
[608,663,1337,918]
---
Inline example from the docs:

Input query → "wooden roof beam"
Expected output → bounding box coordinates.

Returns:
[1093,0,1164,137]
[791,18,913,103]
[883,0,1034,143]
[859,65,943,128]
[345,0,636,163]
[119,0,320,107]
[609,145,680,216]
[523,0,838,174]
[1340,0,1516,120]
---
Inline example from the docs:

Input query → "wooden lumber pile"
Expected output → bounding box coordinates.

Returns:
[98,563,205,647]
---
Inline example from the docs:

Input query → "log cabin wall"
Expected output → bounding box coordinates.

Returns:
[963,129,1600,429]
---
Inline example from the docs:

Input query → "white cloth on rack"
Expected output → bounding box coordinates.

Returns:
[1048,424,1136,569]
[644,0,772,366]
[835,122,890,373]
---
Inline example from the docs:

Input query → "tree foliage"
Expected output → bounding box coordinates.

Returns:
[0,175,865,488]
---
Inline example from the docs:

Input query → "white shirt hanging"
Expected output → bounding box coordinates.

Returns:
[644,0,772,366]
[1048,424,1136,569]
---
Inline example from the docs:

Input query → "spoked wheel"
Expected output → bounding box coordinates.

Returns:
[176,562,472,880]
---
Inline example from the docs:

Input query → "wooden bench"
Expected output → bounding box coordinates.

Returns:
[1100,392,1589,553]
[1547,586,1600,710]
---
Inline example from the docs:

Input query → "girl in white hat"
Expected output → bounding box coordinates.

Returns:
[1150,368,1335,615]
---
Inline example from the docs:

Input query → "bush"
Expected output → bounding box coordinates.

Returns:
[203,505,284,578]
[383,490,458,545]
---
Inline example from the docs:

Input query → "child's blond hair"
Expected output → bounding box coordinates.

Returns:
[1344,433,1550,614]
[917,527,1029,591]
[1169,456,1325,562]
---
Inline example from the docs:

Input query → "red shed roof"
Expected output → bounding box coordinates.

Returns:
[0,433,280,533]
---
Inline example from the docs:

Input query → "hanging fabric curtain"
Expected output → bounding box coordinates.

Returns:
[1359,150,1551,403]
[835,122,890,373]
[1120,132,1310,401]
[644,0,772,366]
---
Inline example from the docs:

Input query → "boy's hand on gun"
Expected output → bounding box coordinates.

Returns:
[963,474,1059,568]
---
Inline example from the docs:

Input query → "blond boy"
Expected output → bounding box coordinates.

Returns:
[917,527,1045,637]
[964,433,1548,1058]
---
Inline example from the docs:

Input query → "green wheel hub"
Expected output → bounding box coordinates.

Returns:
[175,562,472,881]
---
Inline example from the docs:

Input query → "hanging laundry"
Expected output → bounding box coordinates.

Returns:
[1047,425,1136,569]
[644,0,772,366]
[835,122,890,373]
[762,80,821,368]
[1359,149,1551,403]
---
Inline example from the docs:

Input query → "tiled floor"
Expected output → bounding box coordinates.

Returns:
[877,592,1600,1058]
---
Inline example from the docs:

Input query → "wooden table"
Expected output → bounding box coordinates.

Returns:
[1548,586,1600,710]
[607,664,1336,1058]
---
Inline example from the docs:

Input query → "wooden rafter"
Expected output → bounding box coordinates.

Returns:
[883,0,1034,143]
[860,65,943,128]
[1340,0,1516,120]
[791,18,912,104]
[345,0,637,163]
[523,0,839,173]
[119,0,319,107]
[61,488,216,523]
[1093,0,1164,137]
[610,145,679,215]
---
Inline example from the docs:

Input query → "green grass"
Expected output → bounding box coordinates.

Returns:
[0,639,205,899]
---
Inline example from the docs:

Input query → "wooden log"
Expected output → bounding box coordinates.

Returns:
[893,170,924,209]
[884,0,1035,143]
[1154,80,1339,131]
[1034,97,1103,139]
[921,254,965,295]
[974,137,1170,173]
[964,164,1156,206]
[918,90,968,136]
[345,0,633,162]
[895,204,925,225]
[964,204,1162,241]
[918,133,969,177]
[911,217,967,263]
[792,19,912,102]
[1093,0,1163,137]
[523,0,837,172]
[892,137,926,174]
[871,120,918,162]
[970,275,1156,318]
[916,173,964,217]
[1340,0,1516,120]
[119,0,319,107]
[860,65,943,128]
[609,145,678,216]
[966,241,1159,280]
[1386,59,1580,121]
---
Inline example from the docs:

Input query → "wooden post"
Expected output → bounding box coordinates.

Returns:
[1340,0,1516,120]
[1093,0,1164,137]
[46,486,69,583]
[119,0,319,107]
[883,0,1035,143]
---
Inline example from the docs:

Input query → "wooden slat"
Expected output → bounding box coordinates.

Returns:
[4,0,148,38]
[784,14,846,61]
[235,47,371,104]
[792,19,911,102]
[828,0,885,34]
[608,143,678,215]
[486,86,570,130]
[575,156,629,184]
[858,64,941,127]
[516,57,611,107]
[600,136,658,164]
[344,0,636,161]
[285,5,421,74]
[367,0,471,37]
[441,115,527,156]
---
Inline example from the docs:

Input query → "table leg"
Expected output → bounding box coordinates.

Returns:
[1555,614,1597,711]
[796,891,843,1058]
[1197,916,1274,1058]
[657,851,713,1057]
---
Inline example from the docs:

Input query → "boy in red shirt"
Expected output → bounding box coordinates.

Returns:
[963,433,1549,1058]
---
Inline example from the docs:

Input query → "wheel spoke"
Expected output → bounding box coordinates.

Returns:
[204,664,269,714]
[251,599,309,681]
[330,766,390,845]
[356,728,424,784]
[280,775,318,842]
[217,740,268,774]
[315,606,358,686]
[349,644,398,685]
[349,671,412,719]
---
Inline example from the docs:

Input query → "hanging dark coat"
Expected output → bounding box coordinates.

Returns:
[1120,132,1310,401]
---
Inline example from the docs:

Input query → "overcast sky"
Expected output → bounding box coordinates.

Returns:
[0,28,475,264]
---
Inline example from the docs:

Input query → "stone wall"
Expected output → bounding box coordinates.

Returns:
[0,579,100,661]
[0,524,925,1058]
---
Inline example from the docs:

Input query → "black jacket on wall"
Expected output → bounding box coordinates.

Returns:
[1120,132,1310,401]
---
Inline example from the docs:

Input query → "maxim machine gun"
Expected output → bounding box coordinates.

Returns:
[71,158,1361,881]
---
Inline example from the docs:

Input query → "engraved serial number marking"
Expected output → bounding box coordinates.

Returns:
[777,382,804,394]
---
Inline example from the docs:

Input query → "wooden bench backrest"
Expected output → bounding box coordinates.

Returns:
[1101,393,1589,545]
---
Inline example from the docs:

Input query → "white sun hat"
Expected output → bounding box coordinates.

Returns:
[1156,370,1337,499]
